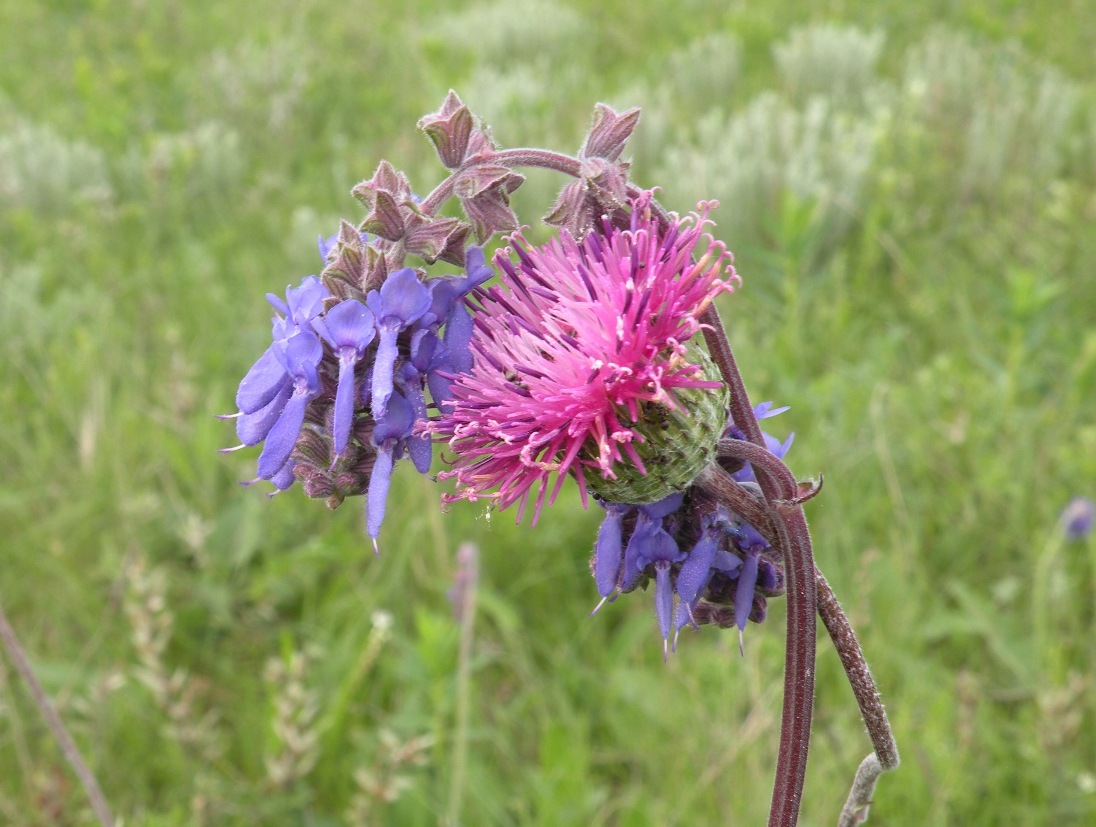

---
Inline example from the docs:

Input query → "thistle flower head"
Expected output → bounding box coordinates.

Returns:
[432,191,738,522]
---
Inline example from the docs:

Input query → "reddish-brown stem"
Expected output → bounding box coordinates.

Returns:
[701,308,817,827]
[717,438,799,497]
[695,464,775,541]
[418,148,582,217]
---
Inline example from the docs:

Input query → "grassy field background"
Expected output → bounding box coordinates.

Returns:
[2,1,1095,824]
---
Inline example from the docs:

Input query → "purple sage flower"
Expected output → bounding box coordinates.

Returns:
[224,235,494,546]
[1062,497,1096,541]
[256,329,324,480]
[585,412,792,655]
[313,299,376,460]
[366,268,432,418]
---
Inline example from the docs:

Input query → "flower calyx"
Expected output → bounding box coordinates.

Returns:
[417,89,494,170]
[545,102,640,239]
[351,160,471,266]
[454,164,525,243]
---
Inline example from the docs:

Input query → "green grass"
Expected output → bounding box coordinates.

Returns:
[3,1,1096,825]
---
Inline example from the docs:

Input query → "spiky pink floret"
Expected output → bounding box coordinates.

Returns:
[431,192,738,522]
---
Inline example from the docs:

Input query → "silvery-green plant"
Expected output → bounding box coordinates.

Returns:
[662,92,878,258]
[902,30,1083,199]
[0,113,113,213]
[774,24,885,107]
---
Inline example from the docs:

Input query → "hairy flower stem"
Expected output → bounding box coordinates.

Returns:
[694,460,815,827]
[418,148,581,217]
[817,572,899,827]
[702,309,898,826]
[698,309,817,827]
[814,573,898,770]
[0,599,115,827]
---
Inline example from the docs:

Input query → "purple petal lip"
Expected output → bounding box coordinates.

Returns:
[236,346,289,414]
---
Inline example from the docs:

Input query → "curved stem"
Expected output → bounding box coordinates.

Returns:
[694,464,775,543]
[486,147,582,176]
[717,438,799,498]
[701,309,817,827]
[417,148,674,230]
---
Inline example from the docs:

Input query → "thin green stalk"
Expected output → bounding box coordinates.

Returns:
[445,542,479,827]
[0,598,115,827]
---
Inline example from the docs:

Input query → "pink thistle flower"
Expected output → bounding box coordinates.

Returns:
[431,191,738,523]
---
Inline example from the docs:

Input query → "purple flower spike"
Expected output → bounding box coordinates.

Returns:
[227,238,486,540]
[366,268,431,417]
[314,300,376,458]
[257,331,323,479]
[367,390,415,545]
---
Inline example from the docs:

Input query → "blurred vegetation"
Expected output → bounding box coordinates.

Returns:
[2,0,1095,825]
